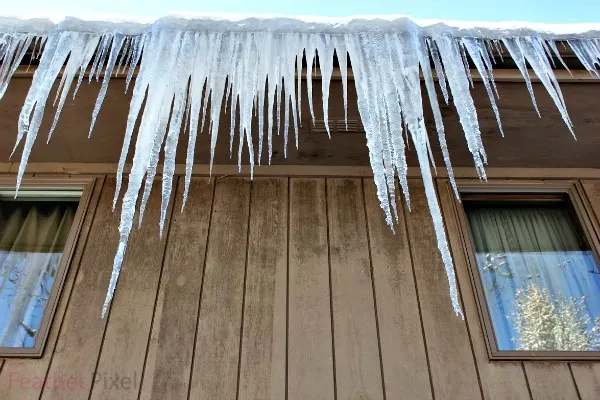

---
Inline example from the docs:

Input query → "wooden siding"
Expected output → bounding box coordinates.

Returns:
[2,174,600,399]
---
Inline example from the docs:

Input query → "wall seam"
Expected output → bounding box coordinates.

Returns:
[360,178,387,400]
[401,179,436,400]
[568,363,583,400]
[186,180,217,400]
[235,179,253,400]
[135,177,180,400]
[521,363,534,400]
[285,177,290,400]
[324,178,338,400]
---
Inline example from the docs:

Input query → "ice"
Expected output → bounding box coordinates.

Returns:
[502,38,541,117]
[434,33,487,179]
[462,38,504,136]
[418,36,459,199]
[0,33,33,99]
[569,39,600,78]
[49,33,100,141]
[315,34,334,137]
[427,38,450,104]
[332,36,348,128]
[3,14,600,318]
[89,33,125,137]
[13,32,77,191]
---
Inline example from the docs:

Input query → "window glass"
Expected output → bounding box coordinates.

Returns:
[464,197,600,351]
[0,199,78,348]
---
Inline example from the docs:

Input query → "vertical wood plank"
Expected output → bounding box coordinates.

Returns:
[403,179,481,400]
[326,178,384,400]
[238,178,287,400]
[524,363,579,400]
[570,363,600,400]
[288,178,335,400]
[0,177,104,400]
[437,180,530,399]
[88,179,177,400]
[188,177,251,400]
[138,178,214,400]
[363,179,433,400]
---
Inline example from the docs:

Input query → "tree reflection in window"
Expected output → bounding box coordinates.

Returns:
[465,198,600,352]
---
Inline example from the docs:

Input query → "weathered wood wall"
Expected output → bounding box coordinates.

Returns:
[1,174,600,399]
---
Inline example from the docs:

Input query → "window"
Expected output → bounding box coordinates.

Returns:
[459,182,600,360]
[0,180,92,357]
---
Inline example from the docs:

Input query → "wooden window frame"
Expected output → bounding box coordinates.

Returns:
[0,176,95,358]
[453,179,600,361]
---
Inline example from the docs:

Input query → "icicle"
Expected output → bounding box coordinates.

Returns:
[114,32,153,210]
[513,36,575,136]
[315,34,334,137]
[49,34,100,142]
[547,40,571,73]
[5,19,599,319]
[332,36,348,129]
[459,41,474,88]
[427,38,449,104]
[305,37,316,125]
[0,33,33,99]
[208,32,235,176]
[434,33,487,179]
[462,38,504,136]
[88,35,110,83]
[115,37,131,76]
[103,29,185,316]
[14,32,76,192]
[89,33,125,137]
[161,31,196,232]
[502,38,541,117]
[266,35,278,165]
[569,39,600,78]
[492,39,504,62]
[183,32,209,208]
[418,36,459,199]
[296,42,304,124]
[256,33,271,164]
[125,34,145,93]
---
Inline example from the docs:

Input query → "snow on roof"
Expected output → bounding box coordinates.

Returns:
[1,12,600,38]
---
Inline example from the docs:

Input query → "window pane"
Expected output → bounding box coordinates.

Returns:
[0,200,77,348]
[465,199,600,351]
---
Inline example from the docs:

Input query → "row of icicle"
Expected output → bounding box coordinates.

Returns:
[1,23,600,318]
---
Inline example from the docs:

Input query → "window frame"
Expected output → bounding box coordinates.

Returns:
[0,176,95,358]
[454,179,600,360]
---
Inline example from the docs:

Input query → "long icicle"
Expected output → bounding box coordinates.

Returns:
[4,19,599,319]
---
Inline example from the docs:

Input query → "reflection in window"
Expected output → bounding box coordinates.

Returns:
[465,198,600,351]
[0,200,77,348]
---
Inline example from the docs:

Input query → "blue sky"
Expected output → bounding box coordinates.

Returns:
[4,0,600,24]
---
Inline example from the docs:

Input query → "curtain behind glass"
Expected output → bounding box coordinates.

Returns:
[0,201,76,347]
[466,202,600,351]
